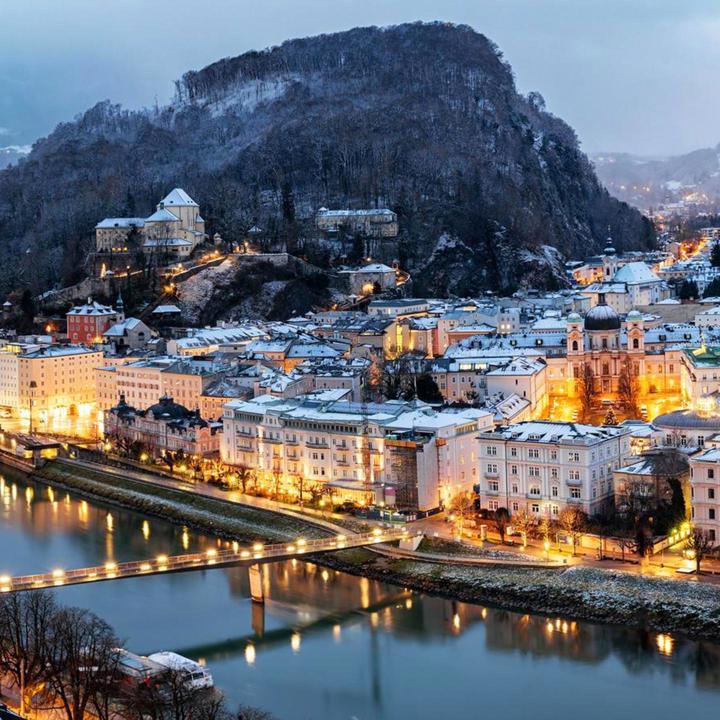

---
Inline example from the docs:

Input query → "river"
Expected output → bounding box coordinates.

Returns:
[1,469,719,720]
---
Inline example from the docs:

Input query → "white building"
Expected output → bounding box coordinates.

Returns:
[0,343,104,432]
[221,394,493,513]
[689,448,720,542]
[477,421,632,518]
[485,357,548,416]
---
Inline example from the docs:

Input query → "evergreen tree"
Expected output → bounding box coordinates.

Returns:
[678,279,699,301]
[711,239,720,267]
[703,276,720,298]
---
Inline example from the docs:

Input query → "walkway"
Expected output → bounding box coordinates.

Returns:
[0,528,414,593]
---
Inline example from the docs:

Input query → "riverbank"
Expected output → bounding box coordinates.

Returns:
[27,459,720,644]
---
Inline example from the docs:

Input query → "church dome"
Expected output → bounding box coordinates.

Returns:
[626,310,643,322]
[584,302,621,331]
[567,312,582,324]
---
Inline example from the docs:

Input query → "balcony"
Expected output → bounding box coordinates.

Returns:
[484,469,499,478]
[567,496,584,503]
[566,477,583,487]
[306,440,329,448]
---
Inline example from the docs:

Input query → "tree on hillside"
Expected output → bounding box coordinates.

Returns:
[678,279,699,301]
[711,239,720,267]
[703,276,720,298]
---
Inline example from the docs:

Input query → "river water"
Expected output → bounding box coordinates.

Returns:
[1,469,719,720]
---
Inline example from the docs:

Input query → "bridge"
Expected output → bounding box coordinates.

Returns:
[0,527,421,602]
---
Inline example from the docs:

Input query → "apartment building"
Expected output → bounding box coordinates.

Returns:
[221,394,492,513]
[66,298,122,345]
[0,343,104,428]
[689,448,720,542]
[477,421,632,518]
[95,356,225,411]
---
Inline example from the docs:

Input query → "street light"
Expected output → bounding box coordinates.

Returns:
[28,380,37,435]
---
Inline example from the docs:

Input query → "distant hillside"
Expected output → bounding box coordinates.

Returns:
[0,22,654,301]
[0,145,30,170]
[593,146,720,209]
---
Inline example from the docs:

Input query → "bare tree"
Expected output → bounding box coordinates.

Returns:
[236,467,255,495]
[43,607,121,720]
[578,363,595,423]
[616,535,637,562]
[448,492,474,538]
[559,506,587,555]
[121,668,229,720]
[687,527,715,573]
[236,706,277,720]
[511,508,533,545]
[618,357,640,417]
[0,590,56,715]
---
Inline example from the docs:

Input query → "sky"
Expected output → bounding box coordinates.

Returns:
[1,0,719,156]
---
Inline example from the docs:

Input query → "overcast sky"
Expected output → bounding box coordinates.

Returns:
[1,0,719,155]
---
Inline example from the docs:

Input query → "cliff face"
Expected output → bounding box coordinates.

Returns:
[0,22,654,296]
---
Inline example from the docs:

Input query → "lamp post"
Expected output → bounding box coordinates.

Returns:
[28,380,37,435]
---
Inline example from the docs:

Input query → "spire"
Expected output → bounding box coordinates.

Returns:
[116,292,124,309]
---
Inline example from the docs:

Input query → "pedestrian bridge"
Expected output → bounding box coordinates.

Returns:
[0,527,420,595]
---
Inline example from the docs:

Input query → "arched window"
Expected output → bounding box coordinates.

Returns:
[632,338,639,349]
[571,340,578,351]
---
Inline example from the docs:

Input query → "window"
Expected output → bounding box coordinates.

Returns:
[486,463,498,474]
[529,466,540,477]
[632,338,639,349]
[529,485,540,496]
[531,503,540,513]
[569,470,580,481]
[550,468,559,479]
[569,452,580,463]
[510,447,518,458]
[489,500,499,511]
[551,504,559,516]
[571,340,578,351]
[710,488,716,500]
[512,502,519,512]
[550,450,557,461]
[487,446,497,456]
[710,509,716,521]
[488,480,499,492]
[551,485,558,497]
[511,483,519,494]
[510,465,518,475]
[528,448,540,459]
[570,487,581,499]
[709,469,715,480]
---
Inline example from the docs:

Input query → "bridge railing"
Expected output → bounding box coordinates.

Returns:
[1,528,415,592]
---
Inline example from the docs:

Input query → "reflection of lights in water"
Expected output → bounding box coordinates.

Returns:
[182,528,190,550]
[656,633,674,656]
[25,486,33,506]
[321,569,329,583]
[360,577,370,609]
[333,624,341,642]
[405,598,413,610]
[142,521,150,540]
[546,621,554,634]
[291,633,301,653]
[47,487,55,503]
[562,621,569,634]
[452,613,461,630]
[370,612,379,628]
[106,513,114,532]
[481,608,488,620]
[245,644,256,665]
[11,484,16,501]
[79,500,88,521]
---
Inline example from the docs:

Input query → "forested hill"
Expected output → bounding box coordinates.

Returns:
[0,22,654,296]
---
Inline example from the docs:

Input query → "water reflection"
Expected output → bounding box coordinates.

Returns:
[2,468,720,719]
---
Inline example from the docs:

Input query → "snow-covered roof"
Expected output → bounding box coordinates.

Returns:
[67,299,116,316]
[145,208,181,223]
[160,188,198,207]
[350,263,395,274]
[612,262,661,285]
[482,420,630,444]
[486,357,546,377]
[143,237,192,247]
[103,317,145,337]
[153,304,182,314]
[317,208,395,218]
[95,217,145,229]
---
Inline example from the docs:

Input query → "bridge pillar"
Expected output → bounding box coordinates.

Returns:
[249,563,264,604]
[399,533,423,551]
[251,600,265,637]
